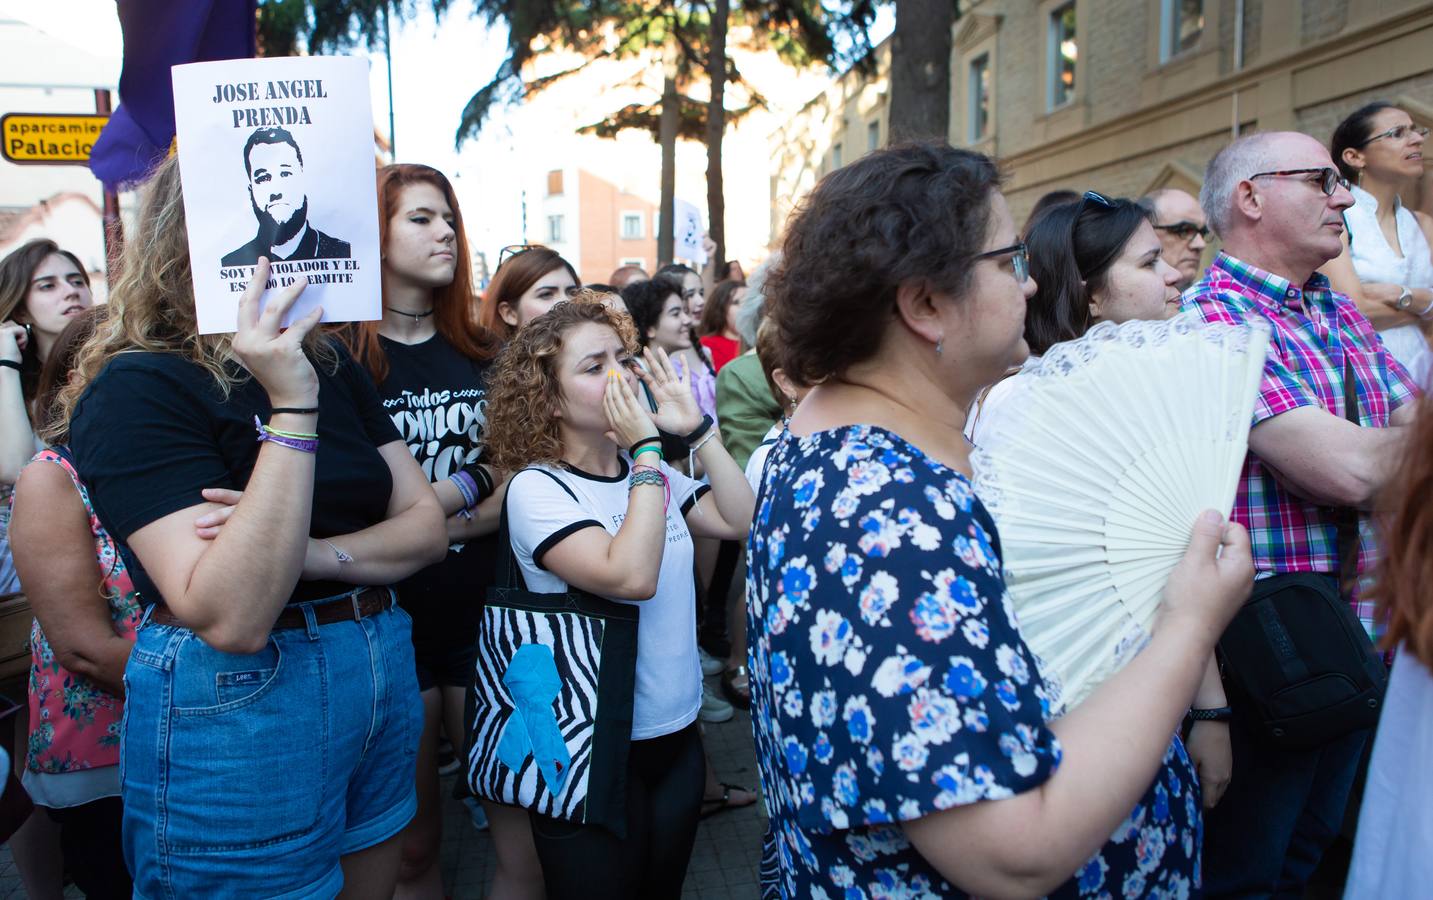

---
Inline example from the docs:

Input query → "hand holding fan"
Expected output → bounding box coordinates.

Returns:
[970,314,1268,712]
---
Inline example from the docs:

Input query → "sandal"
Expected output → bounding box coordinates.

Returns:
[700,782,757,819]
[720,665,751,710]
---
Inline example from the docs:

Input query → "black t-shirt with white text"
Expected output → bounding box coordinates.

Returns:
[69,343,399,607]
[377,333,497,637]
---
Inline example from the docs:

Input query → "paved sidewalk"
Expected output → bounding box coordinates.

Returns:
[0,705,765,899]
[441,706,766,899]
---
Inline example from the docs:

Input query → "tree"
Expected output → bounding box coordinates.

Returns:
[258,0,873,270]
[886,0,955,141]
[704,0,728,271]
[454,1,869,270]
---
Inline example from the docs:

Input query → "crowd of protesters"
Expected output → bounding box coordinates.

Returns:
[0,98,1428,899]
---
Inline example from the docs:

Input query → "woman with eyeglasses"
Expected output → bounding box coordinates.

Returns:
[1321,102,1433,385]
[967,191,1236,820]
[480,246,581,343]
[749,142,1251,899]
[967,192,1184,444]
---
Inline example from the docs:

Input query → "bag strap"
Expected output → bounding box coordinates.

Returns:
[1336,355,1360,599]
[494,467,582,591]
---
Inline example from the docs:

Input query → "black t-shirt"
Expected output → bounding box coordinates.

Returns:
[68,343,399,607]
[376,333,497,632]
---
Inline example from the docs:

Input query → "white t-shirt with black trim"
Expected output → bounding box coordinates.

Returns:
[507,456,709,740]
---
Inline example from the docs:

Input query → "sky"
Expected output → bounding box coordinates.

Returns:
[4,0,891,264]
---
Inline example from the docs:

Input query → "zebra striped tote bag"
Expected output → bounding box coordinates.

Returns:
[467,478,640,836]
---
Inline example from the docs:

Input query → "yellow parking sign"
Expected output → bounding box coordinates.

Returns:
[2,113,109,165]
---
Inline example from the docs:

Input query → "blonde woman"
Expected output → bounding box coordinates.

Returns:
[57,157,445,897]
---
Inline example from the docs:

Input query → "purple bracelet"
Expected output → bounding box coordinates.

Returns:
[253,415,319,454]
[452,470,481,506]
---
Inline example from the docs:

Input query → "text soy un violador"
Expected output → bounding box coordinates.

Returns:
[211,79,328,129]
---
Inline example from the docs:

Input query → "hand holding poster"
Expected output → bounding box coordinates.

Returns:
[171,56,381,334]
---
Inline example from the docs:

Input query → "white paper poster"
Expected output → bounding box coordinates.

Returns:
[171,56,381,334]
[674,198,707,267]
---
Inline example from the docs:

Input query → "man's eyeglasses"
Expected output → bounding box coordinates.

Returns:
[1360,124,1429,147]
[1152,221,1210,241]
[975,241,1029,283]
[497,243,545,268]
[1248,167,1350,197]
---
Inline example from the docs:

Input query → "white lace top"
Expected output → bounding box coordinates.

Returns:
[1346,184,1433,385]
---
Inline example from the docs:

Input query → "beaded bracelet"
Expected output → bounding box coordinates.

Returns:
[253,415,318,453]
[629,464,670,512]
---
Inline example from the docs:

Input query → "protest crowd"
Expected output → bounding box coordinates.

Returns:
[2,78,1433,900]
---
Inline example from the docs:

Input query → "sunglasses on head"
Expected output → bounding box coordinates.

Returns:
[1153,221,1210,241]
[1360,124,1429,147]
[1248,167,1350,197]
[1081,190,1117,210]
[497,243,546,268]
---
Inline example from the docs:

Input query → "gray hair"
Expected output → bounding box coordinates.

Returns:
[1199,133,1282,238]
[736,251,780,347]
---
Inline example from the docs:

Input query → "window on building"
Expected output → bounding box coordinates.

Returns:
[621,212,644,240]
[867,121,880,153]
[619,257,646,269]
[1161,0,1204,61]
[547,214,564,244]
[832,142,843,169]
[546,169,564,196]
[968,53,991,142]
[1047,2,1077,110]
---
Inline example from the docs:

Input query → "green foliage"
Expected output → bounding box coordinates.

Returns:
[253,0,878,146]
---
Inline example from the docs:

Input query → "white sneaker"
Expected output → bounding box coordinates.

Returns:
[700,683,734,723]
[699,647,724,677]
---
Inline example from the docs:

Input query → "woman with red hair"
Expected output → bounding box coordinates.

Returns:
[1348,394,1433,896]
[341,164,531,899]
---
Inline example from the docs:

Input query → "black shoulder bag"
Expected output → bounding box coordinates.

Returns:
[1216,358,1388,751]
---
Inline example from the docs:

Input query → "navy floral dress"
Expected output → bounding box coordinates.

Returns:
[747,425,1201,900]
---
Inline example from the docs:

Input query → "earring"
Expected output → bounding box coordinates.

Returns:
[936,339,944,356]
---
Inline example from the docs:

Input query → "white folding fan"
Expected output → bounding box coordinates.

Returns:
[970,313,1269,713]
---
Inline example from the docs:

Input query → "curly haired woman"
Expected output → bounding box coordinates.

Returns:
[481,299,754,899]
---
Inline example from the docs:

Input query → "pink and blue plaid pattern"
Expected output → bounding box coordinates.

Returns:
[1182,252,1419,637]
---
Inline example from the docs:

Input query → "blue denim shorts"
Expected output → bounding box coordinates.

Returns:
[121,592,423,899]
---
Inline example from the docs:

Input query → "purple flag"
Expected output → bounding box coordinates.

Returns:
[89,0,257,189]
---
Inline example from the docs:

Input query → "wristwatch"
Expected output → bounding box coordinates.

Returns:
[1189,706,1233,723]
[1396,285,1414,311]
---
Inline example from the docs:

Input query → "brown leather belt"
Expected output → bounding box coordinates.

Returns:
[149,586,394,632]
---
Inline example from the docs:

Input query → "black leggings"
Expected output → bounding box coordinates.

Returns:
[46,797,131,899]
[530,723,705,900]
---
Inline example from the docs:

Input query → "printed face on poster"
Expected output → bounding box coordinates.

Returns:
[171,56,381,334]
[674,199,707,267]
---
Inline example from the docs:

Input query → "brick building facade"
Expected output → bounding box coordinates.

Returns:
[769,0,1433,239]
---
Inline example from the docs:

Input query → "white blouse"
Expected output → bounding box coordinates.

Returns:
[1346,184,1433,386]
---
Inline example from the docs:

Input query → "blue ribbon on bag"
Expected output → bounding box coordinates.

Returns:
[496,644,572,796]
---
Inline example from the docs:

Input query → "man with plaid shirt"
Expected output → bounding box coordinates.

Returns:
[1183,131,1419,896]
